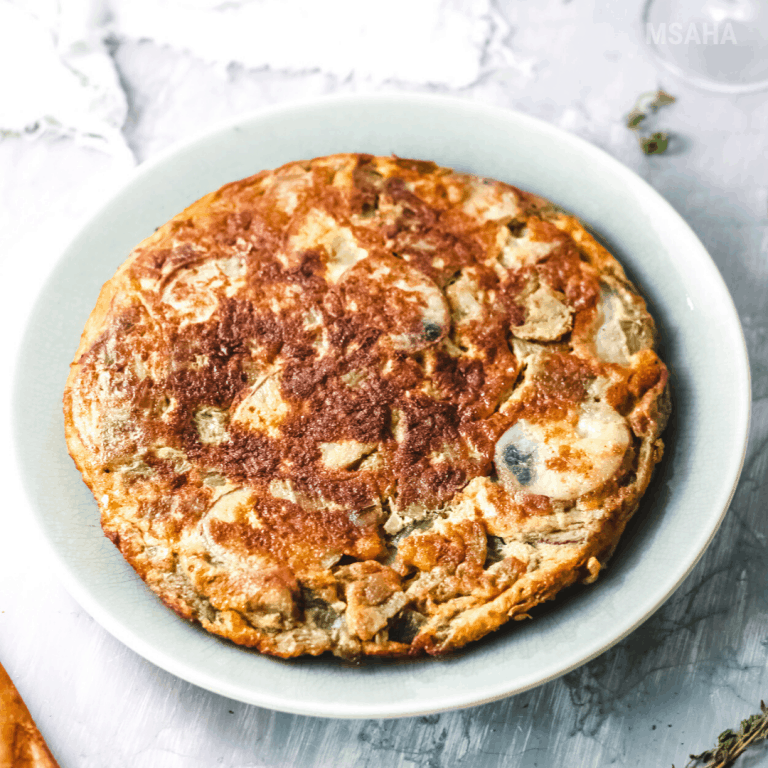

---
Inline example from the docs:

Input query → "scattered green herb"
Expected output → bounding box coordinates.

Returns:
[626,89,676,155]
[641,132,669,155]
[674,701,768,768]
[626,109,646,129]
[653,90,677,107]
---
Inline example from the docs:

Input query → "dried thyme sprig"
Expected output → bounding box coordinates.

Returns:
[626,89,676,155]
[677,701,768,768]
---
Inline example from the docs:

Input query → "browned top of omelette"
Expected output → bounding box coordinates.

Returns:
[63,154,669,658]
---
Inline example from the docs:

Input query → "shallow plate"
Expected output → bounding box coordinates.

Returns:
[13,94,750,719]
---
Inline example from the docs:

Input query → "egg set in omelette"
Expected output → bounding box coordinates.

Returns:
[64,155,669,659]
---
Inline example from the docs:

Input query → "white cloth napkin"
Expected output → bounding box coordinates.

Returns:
[0,0,512,157]
[0,0,129,159]
[112,0,502,87]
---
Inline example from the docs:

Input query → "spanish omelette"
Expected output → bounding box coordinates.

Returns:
[64,154,669,658]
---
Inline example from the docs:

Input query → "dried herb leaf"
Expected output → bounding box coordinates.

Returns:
[626,109,646,129]
[626,89,676,155]
[652,90,676,108]
[641,132,669,155]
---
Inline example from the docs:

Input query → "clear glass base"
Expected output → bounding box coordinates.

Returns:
[642,0,768,94]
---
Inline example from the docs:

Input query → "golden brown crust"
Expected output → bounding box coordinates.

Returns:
[0,663,60,768]
[63,154,669,658]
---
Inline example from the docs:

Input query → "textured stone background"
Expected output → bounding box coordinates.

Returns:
[2,1,767,766]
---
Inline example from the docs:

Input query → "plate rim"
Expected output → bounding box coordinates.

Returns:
[13,92,752,719]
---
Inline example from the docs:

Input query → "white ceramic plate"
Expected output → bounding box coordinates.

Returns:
[13,94,750,719]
